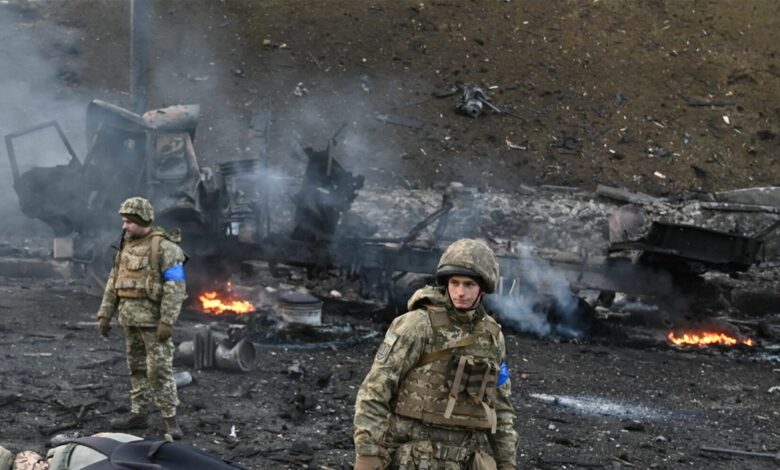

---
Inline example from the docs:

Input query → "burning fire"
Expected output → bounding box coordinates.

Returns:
[199,290,255,315]
[667,330,753,347]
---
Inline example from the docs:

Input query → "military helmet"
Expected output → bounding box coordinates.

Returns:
[436,238,499,293]
[118,197,154,226]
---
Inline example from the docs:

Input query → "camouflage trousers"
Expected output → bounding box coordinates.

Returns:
[123,326,179,418]
[382,414,485,470]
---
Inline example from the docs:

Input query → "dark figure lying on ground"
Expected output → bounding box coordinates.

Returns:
[0,432,248,469]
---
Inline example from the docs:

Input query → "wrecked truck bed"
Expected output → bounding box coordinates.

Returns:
[609,219,780,272]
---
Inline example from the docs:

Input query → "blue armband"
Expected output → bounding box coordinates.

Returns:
[497,361,510,386]
[162,264,186,282]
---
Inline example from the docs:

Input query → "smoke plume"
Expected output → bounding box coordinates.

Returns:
[485,241,589,339]
[0,2,93,243]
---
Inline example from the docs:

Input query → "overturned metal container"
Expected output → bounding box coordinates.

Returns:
[277,291,323,326]
[174,326,215,370]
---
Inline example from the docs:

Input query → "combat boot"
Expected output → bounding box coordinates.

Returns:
[109,412,148,430]
[164,416,183,440]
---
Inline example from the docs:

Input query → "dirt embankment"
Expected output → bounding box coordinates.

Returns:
[5,1,779,197]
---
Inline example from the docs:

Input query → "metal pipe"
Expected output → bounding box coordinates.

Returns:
[700,446,779,461]
[130,0,149,114]
[214,339,256,372]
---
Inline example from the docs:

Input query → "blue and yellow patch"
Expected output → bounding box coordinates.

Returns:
[375,332,398,363]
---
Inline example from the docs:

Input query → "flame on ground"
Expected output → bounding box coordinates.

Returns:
[667,330,753,347]
[199,291,255,315]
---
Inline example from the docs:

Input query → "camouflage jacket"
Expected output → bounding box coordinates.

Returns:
[354,286,518,468]
[97,228,187,327]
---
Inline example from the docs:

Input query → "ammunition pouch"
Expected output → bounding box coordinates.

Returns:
[435,443,474,463]
[394,440,434,470]
[395,353,499,432]
[444,355,498,429]
[394,305,502,433]
[446,355,498,405]
[114,233,165,302]
[470,449,497,470]
[394,440,479,470]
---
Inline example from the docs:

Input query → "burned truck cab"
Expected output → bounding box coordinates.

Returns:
[83,100,213,234]
[4,100,246,284]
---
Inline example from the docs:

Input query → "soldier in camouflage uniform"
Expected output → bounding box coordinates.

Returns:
[354,239,518,470]
[96,197,188,440]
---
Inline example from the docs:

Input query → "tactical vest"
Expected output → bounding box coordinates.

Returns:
[114,230,174,302]
[394,306,502,432]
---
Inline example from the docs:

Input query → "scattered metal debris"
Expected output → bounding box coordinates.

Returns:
[670,83,736,108]
[372,111,425,129]
[454,84,524,120]
[456,84,488,118]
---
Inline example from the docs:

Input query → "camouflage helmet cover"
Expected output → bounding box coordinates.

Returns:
[118,197,155,225]
[436,238,499,293]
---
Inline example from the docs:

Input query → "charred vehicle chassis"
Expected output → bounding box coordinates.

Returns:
[4,100,771,320]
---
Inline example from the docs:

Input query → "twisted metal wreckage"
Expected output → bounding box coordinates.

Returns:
[5,100,780,323]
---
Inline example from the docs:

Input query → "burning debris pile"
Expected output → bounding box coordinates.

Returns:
[198,286,256,316]
[667,330,753,348]
[184,276,378,361]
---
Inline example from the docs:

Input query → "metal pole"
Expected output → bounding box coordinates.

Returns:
[130,0,149,114]
[700,446,779,461]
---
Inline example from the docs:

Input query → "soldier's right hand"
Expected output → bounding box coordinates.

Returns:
[98,317,111,336]
[354,455,383,470]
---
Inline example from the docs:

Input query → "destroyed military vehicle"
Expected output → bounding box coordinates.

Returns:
[4,100,366,290]
[4,100,272,284]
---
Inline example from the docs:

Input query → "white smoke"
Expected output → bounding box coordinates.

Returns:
[0,2,93,241]
[485,241,587,339]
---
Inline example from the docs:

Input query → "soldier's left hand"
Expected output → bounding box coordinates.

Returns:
[156,322,173,341]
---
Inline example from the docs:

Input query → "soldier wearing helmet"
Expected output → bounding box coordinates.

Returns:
[354,239,518,470]
[96,197,188,440]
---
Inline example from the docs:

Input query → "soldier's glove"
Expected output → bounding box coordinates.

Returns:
[354,455,383,470]
[156,322,173,342]
[98,317,111,337]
